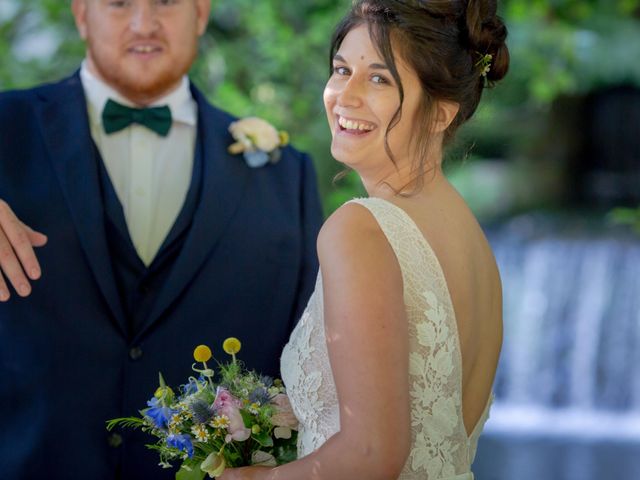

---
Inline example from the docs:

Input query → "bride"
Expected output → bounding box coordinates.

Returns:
[221,0,509,478]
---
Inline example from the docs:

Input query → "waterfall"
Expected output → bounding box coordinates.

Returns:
[472,213,640,479]
[484,213,640,439]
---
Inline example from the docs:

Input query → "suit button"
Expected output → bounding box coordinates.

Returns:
[108,433,123,448]
[129,346,143,361]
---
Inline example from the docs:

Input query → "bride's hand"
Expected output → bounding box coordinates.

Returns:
[217,466,273,480]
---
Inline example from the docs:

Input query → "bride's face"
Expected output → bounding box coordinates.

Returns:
[323,24,423,172]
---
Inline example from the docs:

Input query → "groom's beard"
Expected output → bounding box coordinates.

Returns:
[85,36,197,105]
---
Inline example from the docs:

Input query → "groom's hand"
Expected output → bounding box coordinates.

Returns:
[0,200,48,301]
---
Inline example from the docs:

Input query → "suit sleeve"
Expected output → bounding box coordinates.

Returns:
[291,152,324,326]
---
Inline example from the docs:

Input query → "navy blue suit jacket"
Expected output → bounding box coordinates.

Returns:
[0,74,323,480]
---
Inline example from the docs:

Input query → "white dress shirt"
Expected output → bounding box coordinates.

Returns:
[80,63,197,266]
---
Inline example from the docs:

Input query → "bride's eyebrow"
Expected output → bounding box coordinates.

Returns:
[333,54,389,70]
[369,63,389,70]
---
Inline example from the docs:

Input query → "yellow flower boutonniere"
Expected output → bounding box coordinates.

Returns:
[228,116,289,168]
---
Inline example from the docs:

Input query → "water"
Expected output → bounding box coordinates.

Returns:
[474,435,640,480]
[473,213,640,480]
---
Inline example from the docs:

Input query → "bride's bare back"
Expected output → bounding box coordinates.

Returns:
[393,171,503,436]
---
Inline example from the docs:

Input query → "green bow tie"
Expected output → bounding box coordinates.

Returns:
[102,99,172,137]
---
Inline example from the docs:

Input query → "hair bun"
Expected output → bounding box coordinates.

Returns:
[465,0,510,82]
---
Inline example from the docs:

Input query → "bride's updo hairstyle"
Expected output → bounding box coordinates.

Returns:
[330,0,510,173]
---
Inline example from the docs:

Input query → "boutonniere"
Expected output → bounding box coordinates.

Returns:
[228,117,290,168]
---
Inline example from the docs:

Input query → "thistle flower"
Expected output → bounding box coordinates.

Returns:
[190,399,214,424]
[258,374,274,388]
[248,387,270,406]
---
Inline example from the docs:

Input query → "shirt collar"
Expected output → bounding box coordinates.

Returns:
[80,61,197,128]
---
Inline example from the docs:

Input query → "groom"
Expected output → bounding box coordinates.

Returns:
[0,1,322,479]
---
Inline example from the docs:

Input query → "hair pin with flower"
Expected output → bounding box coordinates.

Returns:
[228,117,290,168]
[475,52,493,77]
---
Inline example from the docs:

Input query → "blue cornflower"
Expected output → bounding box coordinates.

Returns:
[181,378,200,395]
[145,397,178,429]
[166,433,194,458]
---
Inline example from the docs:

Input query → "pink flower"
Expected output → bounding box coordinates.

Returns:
[212,387,242,410]
[220,403,251,442]
[213,387,250,442]
[270,393,298,430]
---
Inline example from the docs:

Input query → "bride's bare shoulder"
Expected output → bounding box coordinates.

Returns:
[317,201,392,267]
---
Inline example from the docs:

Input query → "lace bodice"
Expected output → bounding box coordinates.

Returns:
[280,197,491,479]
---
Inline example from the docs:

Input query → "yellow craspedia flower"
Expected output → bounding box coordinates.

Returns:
[223,337,241,355]
[193,344,212,363]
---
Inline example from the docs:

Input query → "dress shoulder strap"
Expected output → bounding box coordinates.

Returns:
[348,197,456,319]
[349,197,435,273]
[348,197,422,253]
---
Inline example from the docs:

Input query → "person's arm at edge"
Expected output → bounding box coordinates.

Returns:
[0,199,48,301]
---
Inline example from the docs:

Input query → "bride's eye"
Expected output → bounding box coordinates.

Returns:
[333,66,350,76]
[371,74,389,85]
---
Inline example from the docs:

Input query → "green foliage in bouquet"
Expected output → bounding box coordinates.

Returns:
[107,338,298,480]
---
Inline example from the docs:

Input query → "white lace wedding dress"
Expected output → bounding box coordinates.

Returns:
[281,197,491,480]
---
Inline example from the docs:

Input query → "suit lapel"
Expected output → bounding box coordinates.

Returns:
[38,74,128,337]
[134,86,250,341]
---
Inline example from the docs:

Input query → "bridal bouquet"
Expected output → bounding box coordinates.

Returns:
[107,338,298,480]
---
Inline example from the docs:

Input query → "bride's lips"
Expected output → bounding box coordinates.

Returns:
[334,114,377,137]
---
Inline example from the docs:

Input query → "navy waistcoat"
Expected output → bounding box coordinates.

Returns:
[95,136,204,337]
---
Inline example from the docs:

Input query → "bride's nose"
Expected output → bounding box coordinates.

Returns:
[336,77,364,109]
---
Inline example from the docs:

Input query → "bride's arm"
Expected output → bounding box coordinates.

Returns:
[221,203,411,480]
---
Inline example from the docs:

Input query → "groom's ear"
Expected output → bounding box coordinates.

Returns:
[195,0,212,37]
[71,0,89,40]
